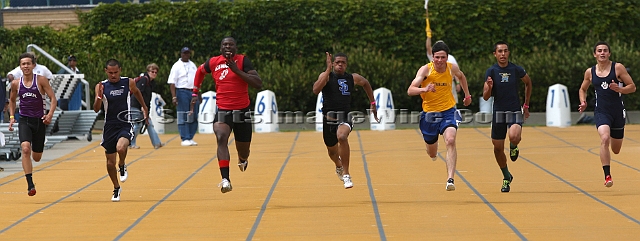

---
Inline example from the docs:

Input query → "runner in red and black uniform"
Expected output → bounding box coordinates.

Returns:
[192,37,262,193]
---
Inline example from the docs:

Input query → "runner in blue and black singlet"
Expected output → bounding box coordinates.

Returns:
[93,59,148,201]
[578,41,636,188]
[591,62,625,137]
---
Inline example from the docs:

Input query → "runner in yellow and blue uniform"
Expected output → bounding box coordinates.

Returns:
[407,41,471,191]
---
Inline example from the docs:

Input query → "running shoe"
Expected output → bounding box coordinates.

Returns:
[501,175,514,192]
[510,145,519,162]
[238,160,248,172]
[112,187,121,202]
[446,178,456,191]
[604,175,613,187]
[119,165,128,182]
[343,174,353,189]
[28,186,36,196]
[219,178,233,193]
[336,166,344,181]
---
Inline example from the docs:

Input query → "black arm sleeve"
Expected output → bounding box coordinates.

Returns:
[204,58,212,73]
[243,56,255,72]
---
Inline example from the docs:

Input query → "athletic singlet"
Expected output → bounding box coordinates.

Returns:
[101,77,131,125]
[194,55,256,110]
[321,72,354,113]
[18,74,45,118]
[592,62,624,112]
[420,62,455,112]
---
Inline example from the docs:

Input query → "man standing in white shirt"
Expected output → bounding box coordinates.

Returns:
[7,55,54,81]
[168,47,199,146]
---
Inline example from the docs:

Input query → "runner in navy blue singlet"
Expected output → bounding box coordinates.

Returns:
[312,52,379,189]
[8,53,58,196]
[578,41,636,188]
[93,59,148,201]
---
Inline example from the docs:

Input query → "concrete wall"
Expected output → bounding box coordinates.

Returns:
[1,6,92,30]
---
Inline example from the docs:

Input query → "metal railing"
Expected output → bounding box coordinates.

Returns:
[26,44,91,110]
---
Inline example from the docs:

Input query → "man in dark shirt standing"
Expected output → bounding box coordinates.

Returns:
[130,63,164,149]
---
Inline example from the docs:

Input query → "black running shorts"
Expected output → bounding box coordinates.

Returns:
[101,123,134,154]
[213,107,253,143]
[18,116,47,153]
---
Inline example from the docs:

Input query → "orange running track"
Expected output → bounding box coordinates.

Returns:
[1,126,639,240]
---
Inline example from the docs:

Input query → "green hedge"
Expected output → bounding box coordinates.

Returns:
[76,0,426,64]
[463,38,640,112]
[0,0,638,113]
